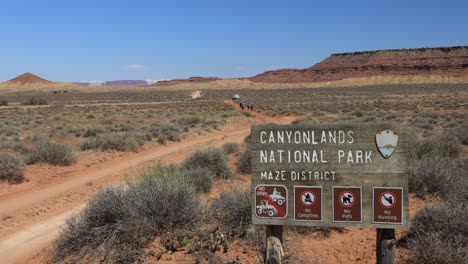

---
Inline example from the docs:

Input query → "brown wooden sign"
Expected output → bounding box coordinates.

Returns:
[250,123,409,228]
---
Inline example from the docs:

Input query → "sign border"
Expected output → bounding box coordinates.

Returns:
[332,186,363,223]
[254,184,288,219]
[294,186,323,222]
[372,187,404,224]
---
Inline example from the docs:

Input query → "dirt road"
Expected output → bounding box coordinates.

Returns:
[0,103,296,264]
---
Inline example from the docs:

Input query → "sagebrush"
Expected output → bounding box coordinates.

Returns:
[55,165,201,263]
[0,153,25,183]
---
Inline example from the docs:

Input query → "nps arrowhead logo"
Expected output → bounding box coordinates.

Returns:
[375,130,399,159]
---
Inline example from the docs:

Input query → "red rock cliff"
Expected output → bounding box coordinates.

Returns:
[250,46,468,83]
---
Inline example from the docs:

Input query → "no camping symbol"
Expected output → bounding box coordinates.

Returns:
[255,185,287,219]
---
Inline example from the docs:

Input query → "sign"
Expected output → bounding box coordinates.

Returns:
[373,187,403,224]
[294,186,322,221]
[333,187,362,223]
[375,130,399,159]
[251,123,409,228]
[255,185,287,218]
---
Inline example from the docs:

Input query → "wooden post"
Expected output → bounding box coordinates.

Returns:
[376,228,395,264]
[265,225,284,264]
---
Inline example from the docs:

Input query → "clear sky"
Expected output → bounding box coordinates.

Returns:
[1,0,467,82]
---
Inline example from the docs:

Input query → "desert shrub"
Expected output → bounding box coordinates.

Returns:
[212,188,252,237]
[237,147,251,174]
[353,110,364,117]
[222,142,240,155]
[177,116,205,127]
[406,202,468,264]
[183,147,232,179]
[0,99,8,106]
[292,115,320,125]
[183,167,215,193]
[80,133,144,152]
[26,140,76,166]
[148,122,182,144]
[409,157,467,201]
[411,132,462,159]
[447,124,468,145]
[420,112,439,119]
[23,97,47,105]
[242,111,252,117]
[54,166,201,263]
[203,119,226,130]
[0,153,25,183]
[83,126,105,137]
[143,165,215,194]
[78,137,101,150]
[0,141,28,154]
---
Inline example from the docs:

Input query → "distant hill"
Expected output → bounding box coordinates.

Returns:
[73,80,158,86]
[155,77,220,87]
[6,73,54,85]
[103,80,148,86]
[0,73,78,93]
[249,46,468,83]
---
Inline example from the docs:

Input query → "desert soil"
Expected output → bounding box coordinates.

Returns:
[0,101,295,263]
[0,100,430,264]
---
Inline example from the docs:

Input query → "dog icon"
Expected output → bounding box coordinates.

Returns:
[342,194,353,205]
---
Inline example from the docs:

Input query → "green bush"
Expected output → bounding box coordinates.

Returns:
[412,133,462,159]
[27,140,76,166]
[80,133,144,152]
[55,165,201,262]
[83,126,105,137]
[292,115,320,125]
[148,122,182,144]
[409,157,467,201]
[237,147,251,174]
[0,99,8,106]
[23,97,48,105]
[0,153,25,183]
[0,141,28,154]
[177,116,205,127]
[353,110,364,117]
[143,165,214,194]
[212,188,252,237]
[182,147,233,179]
[183,167,215,193]
[222,142,240,155]
[448,124,468,145]
[406,202,467,264]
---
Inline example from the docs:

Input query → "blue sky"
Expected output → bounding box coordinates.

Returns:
[1,0,467,82]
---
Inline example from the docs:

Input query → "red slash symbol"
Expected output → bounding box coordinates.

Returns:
[256,186,286,217]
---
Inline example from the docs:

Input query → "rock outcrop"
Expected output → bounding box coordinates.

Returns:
[250,46,468,83]
[155,77,220,87]
[6,73,54,85]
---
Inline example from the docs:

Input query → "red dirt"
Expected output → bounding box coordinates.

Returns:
[250,46,468,83]
[0,101,434,263]
[0,101,296,264]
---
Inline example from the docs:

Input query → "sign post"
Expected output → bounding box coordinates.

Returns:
[250,123,409,263]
